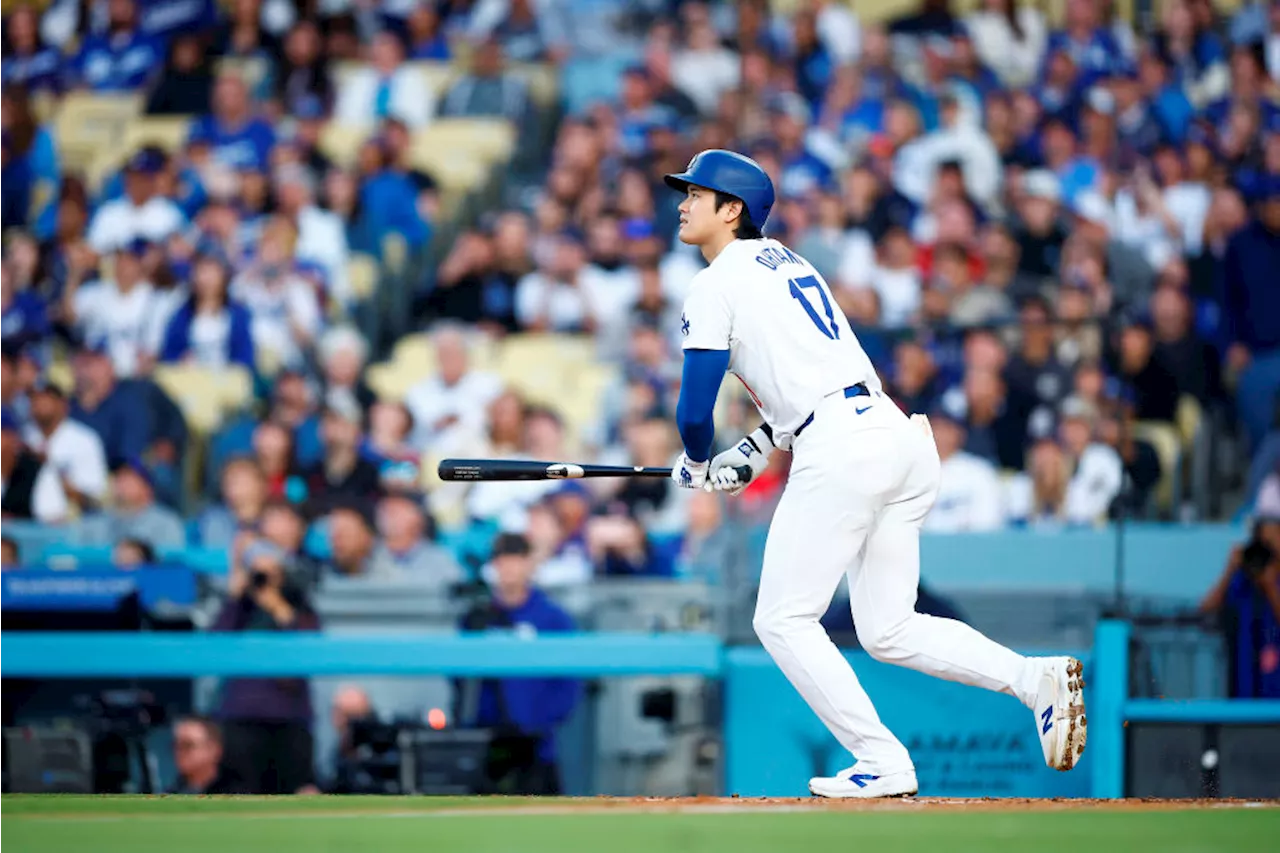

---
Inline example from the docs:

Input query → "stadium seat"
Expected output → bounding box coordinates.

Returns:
[318,123,371,169]
[510,63,559,109]
[366,360,426,402]
[405,61,458,99]
[52,93,145,174]
[1175,394,1203,451]
[88,115,194,189]
[152,364,253,436]
[347,252,379,303]
[381,232,409,277]
[415,119,516,167]
[1132,420,1183,513]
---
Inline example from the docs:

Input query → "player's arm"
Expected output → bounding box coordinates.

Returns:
[672,347,729,488]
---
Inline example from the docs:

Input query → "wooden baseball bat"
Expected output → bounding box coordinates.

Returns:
[437,458,753,483]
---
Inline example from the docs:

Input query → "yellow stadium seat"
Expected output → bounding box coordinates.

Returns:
[409,143,489,190]
[152,366,226,435]
[416,118,516,166]
[366,359,433,403]
[87,116,195,189]
[405,61,458,99]
[392,334,437,374]
[510,63,558,108]
[1132,420,1183,513]
[382,233,409,277]
[347,252,379,302]
[52,93,145,173]
[319,123,371,168]
[1175,394,1203,451]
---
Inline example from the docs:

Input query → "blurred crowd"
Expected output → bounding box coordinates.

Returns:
[3,0,1280,589]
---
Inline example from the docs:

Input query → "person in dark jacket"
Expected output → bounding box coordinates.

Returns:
[1222,176,1280,451]
[212,538,320,794]
[159,254,255,370]
[145,34,214,116]
[458,533,582,794]
[169,716,245,794]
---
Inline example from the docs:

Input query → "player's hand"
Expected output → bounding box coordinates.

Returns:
[910,413,933,442]
[705,427,772,496]
[671,453,709,489]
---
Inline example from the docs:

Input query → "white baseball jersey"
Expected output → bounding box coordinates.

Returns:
[680,237,879,447]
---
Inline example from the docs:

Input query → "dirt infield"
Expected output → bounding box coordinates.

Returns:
[595,795,1277,812]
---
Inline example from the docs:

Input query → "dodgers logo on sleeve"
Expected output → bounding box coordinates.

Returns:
[681,313,690,336]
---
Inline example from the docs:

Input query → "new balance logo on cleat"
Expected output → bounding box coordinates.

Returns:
[1041,706,1054,734]
[847,774,880,788]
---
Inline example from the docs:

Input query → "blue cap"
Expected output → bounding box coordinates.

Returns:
[664,149,776,229]
[118,237,151,256]
[125,148,165,174]
[115,458,155,491]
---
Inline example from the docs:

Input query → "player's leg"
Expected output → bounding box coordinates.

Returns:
[849,437,1086,770]
[753,448,916,790]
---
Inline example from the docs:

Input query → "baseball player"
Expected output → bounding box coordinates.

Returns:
[665,150,1086,798]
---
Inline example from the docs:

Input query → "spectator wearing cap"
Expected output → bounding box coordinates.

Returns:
[922,408,1006,532]
[1013,169,1069,282]
[145,33,215,116]
[1004,295,1072,429]
[189,71,277,173]
[1,409,69,523]
[23,379,109,512]
[67,339,172,473]
[86,148,186,255]
[405,325,503,454]
[62,240,168,378]
[319,326,375,414]
[369,493,463,587]
[65,0,164,92]
[1223,175,1280,451]
[300,394,382,518]
[212,537,319,794]
[439,37,531,127]
[1069,191,1156,311]
[159,254,256,370]
[82,459,186,549]
[335,30,434,128]
[515,228,600,333]
[459,531,581,794]
[230,216,323,373]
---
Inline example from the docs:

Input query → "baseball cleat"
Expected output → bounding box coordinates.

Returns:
[808,768,918,799]
[1036,656,1088,771]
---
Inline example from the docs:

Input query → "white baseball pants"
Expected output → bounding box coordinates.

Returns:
[753,391,1044,776]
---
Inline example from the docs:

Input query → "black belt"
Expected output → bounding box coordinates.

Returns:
[793,383,870,440]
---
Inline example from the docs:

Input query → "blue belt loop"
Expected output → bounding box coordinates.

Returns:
[794,383,868,440]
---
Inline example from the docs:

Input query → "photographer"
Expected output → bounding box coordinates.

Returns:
[1201,508,1280,699]
[211,538,320,793]
[458,533,582,794]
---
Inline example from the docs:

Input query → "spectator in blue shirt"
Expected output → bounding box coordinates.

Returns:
[160,253,256,370]
[406,2,451,60]
[1153,0,1229,108]
[189,71,277,173]
[1222,176,1280,451]
[139,0,219,40]
[355,139,431,251]
[768,94,833,199]
[1,261,51,351]
[459,532,582,794]
[1202,516,1280,699]
[1043,0,1131,88]
[68,0,165,92]
[2,5,63,95]
[0,88,60,239]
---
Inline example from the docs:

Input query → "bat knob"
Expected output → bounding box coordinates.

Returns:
[733,465,755,484]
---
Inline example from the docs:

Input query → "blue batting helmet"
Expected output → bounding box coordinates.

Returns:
[664,149,775,229]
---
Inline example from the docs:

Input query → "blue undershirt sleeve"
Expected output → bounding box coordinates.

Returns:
[675,348,730,463]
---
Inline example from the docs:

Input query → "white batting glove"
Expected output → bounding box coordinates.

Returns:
[911,413,933,442]
[671,453,709,489]
[705,426,773,496]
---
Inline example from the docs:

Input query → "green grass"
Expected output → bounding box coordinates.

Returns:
[3,795,1277,853]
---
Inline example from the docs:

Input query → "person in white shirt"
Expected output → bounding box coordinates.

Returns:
[334,30,435,128]
[964,0,1047,90]
[1007,396,1123,526]
[63,241,166,378]
[1,412,70,523]
[515,229,601,332]
[86,148,186,255]
[274,164,351,308]
[922,410,1007,533]
[229,216,323,373]
[404,324,503,453]
[23,381,109,512]
[582,216,641,360]
[671,12,740,115]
